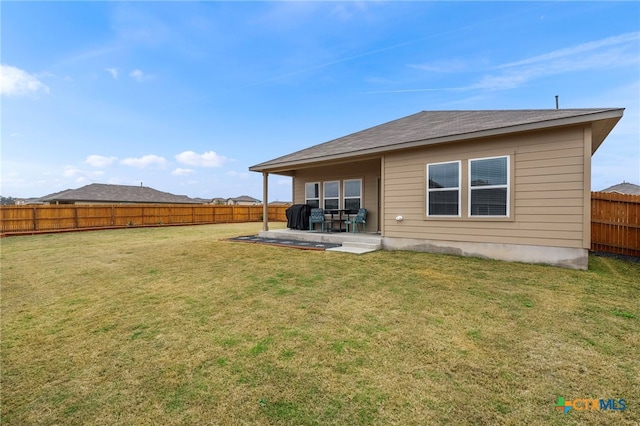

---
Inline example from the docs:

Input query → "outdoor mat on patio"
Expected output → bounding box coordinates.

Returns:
[227,235,342,251]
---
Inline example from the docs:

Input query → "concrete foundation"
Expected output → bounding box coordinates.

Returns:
[381,237,588,270]
[257,229,588,269]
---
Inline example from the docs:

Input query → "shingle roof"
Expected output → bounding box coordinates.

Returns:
[229,195,261,203]
[250,109,623,172]
[600,182,640,195]
[39,183,204,204]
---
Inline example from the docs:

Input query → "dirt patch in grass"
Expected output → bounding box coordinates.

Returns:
[2,223,639,425]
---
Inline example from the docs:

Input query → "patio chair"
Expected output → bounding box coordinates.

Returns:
[309,208,325,232]
[346,208,367,233]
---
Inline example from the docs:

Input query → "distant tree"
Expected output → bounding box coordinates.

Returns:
[0,196,16,205]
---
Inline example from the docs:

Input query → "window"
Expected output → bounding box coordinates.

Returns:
[343,179,362,212]
[427,161,460,216]
[305,182,319,208]
[323,181,340,210]
[469,156,509,217]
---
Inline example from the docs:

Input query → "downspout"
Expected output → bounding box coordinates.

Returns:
[262,172,269,232]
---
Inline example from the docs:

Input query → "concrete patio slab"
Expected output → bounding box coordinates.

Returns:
[326,241,380,254]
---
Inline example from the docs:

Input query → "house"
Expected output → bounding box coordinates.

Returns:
[250,109,624,269]
[210,197,228,205]
[209,196,262,205]
[226,195,261,205]
[15,198,44,205]
[39,183,205,204]
[600,181,640,195]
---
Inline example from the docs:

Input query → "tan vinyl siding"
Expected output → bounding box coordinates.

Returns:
[292,158,381,232]
[384,125,589,248]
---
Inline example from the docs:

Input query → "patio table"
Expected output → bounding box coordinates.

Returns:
[325,209,351,232]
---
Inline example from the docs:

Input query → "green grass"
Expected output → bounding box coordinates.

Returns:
[1,223,639,425]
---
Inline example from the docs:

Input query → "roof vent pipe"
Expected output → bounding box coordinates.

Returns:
[555,95,559,110]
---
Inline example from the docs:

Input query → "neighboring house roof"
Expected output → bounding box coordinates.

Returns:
[250,109,623,173]
[191,197,211,204]
[600,182,640,195]
[16,198,45,205]
[39,183,204,204]
[228,195,261,203]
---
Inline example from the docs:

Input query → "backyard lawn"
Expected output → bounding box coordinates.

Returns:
[1,223,638,425]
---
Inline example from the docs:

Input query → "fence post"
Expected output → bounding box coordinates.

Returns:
[33,207,37,231]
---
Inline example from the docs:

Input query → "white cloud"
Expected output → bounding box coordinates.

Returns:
[106,68,119,79]
[472,72,531,91]
[120,154,167,168]
[62,166,104,181]
[172,168,196,176]
[129,69,146,81]
[391,32,640,94]
[473,32,640,91]
[175,150,227,167]
[62,167,80,178]
[408,59,469,73]
[497,32,640,69]
[330,2,368,20]
[86,155,117,167]
[0,64,50,96]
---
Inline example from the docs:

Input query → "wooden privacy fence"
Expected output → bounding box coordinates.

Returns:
[591,192,640,257]
[4,196,640,256]
[0,204,289,236]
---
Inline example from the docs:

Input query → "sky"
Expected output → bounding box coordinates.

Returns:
[1,1,639,202]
